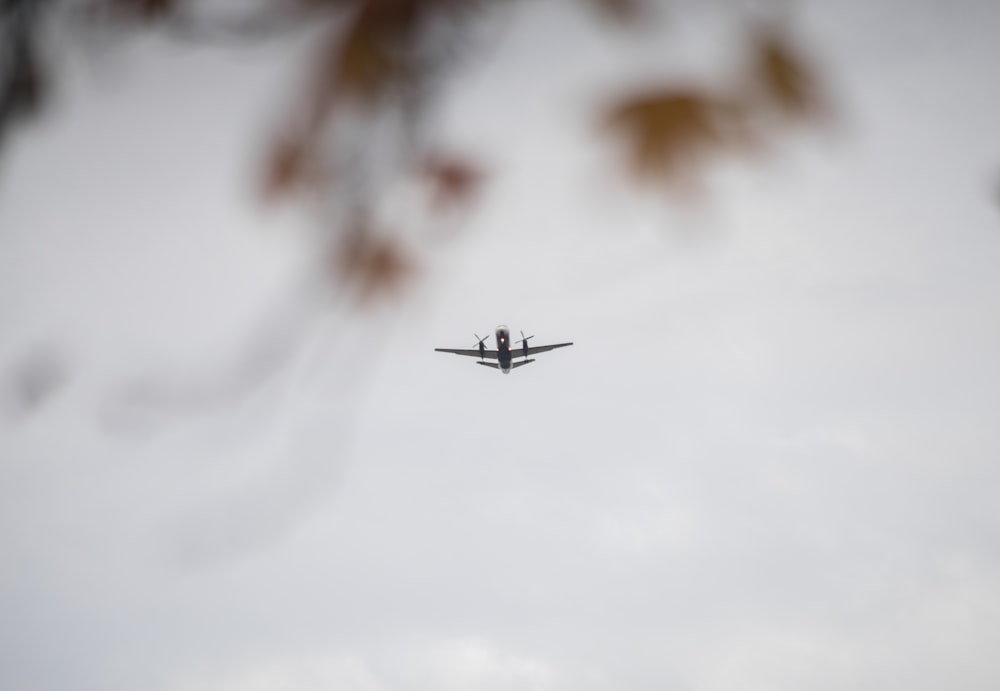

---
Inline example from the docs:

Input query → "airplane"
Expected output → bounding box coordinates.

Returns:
[435,325,573,374]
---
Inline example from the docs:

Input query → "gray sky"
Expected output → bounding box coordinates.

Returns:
[2,1,1000,690]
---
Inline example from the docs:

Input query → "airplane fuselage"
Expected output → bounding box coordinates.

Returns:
[496,325,513,373]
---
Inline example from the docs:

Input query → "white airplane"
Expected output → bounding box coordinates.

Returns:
[435,325,573,374]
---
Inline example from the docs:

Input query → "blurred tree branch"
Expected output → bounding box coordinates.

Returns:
[2,0,832,300]
[1,0,47,156]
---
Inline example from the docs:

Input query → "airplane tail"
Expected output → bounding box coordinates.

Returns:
[510,359,535,369]
[476,361,500,369]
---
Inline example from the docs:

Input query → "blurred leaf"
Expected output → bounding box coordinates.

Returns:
[309,0,499,120]
[605,90,742,185]
[752,30,823,118]
[262,138,305,198]
[334,219,416,303]
[333,20,402,100]
[423,155,484,212]
[325,1,422,103]
[261,136,326,200]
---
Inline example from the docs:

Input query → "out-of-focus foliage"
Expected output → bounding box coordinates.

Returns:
[604,27,827,192]
[423,154,484,212]
[1,0,832,299]
[751,29,826,119]
[605,91,744,188]
[263,136,326,200]
[334,215,416,303]
[0,0,47,156]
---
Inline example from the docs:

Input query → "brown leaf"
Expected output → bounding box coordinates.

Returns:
[326,1,422,103]
[334,22,402,99]
[423,155,484,211]
[313,0,497,109]
[753,32,822,118]
[605,90,740,184]
[334,221,416,303]
[297,2,421,144]
[260,135,329,200]
[262,138,306,199]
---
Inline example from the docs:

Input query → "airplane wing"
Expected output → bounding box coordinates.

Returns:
[435,348,499,359]
[477,359,532,369]
[521,342,573,356]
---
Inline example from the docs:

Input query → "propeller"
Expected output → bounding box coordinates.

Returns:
[473,333,490,359]
[517,330,534,358]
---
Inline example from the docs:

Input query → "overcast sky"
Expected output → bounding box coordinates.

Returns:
[2,1,1000,690]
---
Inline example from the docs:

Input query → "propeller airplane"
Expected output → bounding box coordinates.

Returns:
[435,325,573,374]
